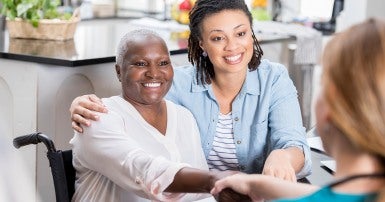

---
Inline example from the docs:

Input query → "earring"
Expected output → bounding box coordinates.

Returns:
[202,51,207,57]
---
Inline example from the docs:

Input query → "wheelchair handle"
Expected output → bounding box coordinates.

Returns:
[13,132,57,152]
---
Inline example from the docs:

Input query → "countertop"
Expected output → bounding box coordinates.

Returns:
[0,18,294,67]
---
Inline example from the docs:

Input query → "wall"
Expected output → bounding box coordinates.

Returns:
[336,0,385,32]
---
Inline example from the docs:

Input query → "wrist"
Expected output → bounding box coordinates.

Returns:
[207,172,219,192]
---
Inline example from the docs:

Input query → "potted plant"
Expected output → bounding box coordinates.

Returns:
[0,0,80,40]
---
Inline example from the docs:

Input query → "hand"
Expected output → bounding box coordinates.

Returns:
[69,94,107,133]
[215,188,252,202]
[211,173,264,201]
[206,170,239,192]
[262,149,297,182]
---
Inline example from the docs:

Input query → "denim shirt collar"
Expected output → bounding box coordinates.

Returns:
[191,69,261,96]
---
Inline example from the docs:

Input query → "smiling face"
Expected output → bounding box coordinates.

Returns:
[199,9,254,75]
[116,36,173,106]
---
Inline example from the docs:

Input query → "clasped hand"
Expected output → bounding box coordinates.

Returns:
[214,188,252,202]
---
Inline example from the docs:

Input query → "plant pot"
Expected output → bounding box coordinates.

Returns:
[9,38,78,58]
[6,17,80,41]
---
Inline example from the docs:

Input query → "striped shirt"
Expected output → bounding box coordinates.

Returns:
[207,112,239,171]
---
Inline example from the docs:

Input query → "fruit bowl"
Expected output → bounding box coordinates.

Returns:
[171,0,196,24]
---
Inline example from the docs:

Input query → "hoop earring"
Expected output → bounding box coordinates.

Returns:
[202,51,207,57]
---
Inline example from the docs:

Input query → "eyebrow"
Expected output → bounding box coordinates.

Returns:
[209,24,246,34]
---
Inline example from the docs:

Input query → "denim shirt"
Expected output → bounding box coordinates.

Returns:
[166,59,311,178]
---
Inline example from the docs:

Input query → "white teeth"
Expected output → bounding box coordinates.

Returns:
[143,82,161,87]
[225,54,241,62]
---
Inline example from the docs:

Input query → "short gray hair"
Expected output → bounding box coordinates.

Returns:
[116,29,164,67]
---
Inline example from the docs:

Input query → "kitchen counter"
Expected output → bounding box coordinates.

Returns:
[0,18,294,66]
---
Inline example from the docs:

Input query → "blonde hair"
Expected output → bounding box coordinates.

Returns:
[323,18,385,201]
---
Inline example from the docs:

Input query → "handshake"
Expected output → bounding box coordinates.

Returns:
[213,188,252,202]
[210,171,253,202]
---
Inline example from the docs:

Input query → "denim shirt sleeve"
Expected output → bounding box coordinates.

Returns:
[264,62,312,178]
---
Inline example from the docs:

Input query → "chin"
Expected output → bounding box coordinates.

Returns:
[143,98,164,105]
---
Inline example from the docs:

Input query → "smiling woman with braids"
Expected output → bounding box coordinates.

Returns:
[211,18,385,202]
[69,0,311,182]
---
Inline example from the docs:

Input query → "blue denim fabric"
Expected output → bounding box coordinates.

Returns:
[166,59,311,178]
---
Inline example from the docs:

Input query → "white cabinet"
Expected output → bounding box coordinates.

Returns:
[0,59,120,201]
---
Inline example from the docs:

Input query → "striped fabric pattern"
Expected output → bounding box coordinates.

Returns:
[207,112,239,171]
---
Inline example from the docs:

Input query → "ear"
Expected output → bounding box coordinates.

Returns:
[115,64,122,82]
[199,40,205,52]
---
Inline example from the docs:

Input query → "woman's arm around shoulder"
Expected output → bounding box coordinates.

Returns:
[69,94,108,133]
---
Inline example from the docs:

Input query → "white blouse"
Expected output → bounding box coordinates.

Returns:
[70,96,213,202]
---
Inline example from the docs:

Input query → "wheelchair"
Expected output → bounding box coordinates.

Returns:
[13,133,75,202]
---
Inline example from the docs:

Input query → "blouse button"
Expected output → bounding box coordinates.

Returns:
[236,140,242,144]
[234,117,239,121]
[135,178,141,184]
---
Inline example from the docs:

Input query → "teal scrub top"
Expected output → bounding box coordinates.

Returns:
[274,186,377,202]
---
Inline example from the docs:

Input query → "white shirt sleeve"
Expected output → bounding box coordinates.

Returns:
[72,109,190,201]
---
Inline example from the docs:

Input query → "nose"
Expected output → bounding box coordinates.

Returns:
[145,65,160,78]
[224,36,238,51]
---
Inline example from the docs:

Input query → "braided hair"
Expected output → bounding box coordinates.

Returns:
[188,0,263,85]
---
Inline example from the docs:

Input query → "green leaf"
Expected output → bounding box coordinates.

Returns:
[2,0,74,27]
[16,2,33,17]
[30,18,39,27]
[61,12,71,20]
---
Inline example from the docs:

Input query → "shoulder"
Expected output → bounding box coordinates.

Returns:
[101,96,121,108]
[256,59,288,77]
[166,100,194,119]
[165,100,198,128]
[246,59,291,90]
[167,65,196,101]
[172,65,195,86]
[253,60,293,89]
[90,96,127,128]
[173,64,195,76]
[101,96,129,114]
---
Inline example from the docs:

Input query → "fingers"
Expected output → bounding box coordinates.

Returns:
[72,113,91,126]
[211,173,242,195]
[79,94,107,114]
[88,94,105,107]
[210,183,224,195]
[215,188,252,202]
[69,94,107,126]
[72,105,101,121]
[72,121,83,133]
[69,94,107,134]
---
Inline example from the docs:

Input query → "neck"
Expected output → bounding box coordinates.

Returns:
[130,100,168,135]
[213,68,246,91]
[335,153,384,178]
[332,143,385,193]
[211,69,246,114]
